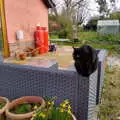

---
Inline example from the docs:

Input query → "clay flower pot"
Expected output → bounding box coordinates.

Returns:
[0,97,9,120]
[6,96,45,120]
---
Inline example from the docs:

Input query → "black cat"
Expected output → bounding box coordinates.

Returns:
[73,45,98,77]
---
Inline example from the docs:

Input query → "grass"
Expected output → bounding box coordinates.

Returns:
[50,31,120,42]
[50,34,59,39]
[51,40,120,55]
[78,31,98,41]
[50,31,120,55]
[99,67,120,120]
[78,31,120,42]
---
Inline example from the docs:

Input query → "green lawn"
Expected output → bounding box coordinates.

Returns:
[50,40,120,56]
[78,31,120,42]
[99,67,120,120]
[50,31,120,55]
[50,31,120,42]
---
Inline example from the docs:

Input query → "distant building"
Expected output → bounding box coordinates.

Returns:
[97,20,120,35]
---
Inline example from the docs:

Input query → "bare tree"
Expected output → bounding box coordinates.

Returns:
[95,0,116,18]
[95,0,109,17]
[72,1,89,39]
[62,0,87,18]
[59,0,88,39]
[49,0,58,16]
[49,0,89,39]
[73,1,88,24]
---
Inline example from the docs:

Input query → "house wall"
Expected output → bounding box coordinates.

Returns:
[4,0,48,56]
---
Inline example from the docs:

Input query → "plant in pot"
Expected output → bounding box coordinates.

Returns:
[0,97,9,120]
[6,96,45,120]
[31,97,76,120]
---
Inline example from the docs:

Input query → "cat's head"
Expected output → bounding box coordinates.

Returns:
[72,47,81,60]
[73,45,98,62]
[73,45,98,77]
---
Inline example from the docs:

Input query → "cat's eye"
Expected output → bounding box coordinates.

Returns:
[77,55,80,58]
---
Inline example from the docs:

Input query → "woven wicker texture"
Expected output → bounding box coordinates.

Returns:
[0,63,89,120]
[96,50,108,104]
[0,50,107,120]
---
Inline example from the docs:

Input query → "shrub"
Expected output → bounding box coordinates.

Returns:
[58,30,67,39]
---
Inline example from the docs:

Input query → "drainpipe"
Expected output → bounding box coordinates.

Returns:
[0,0,10,57]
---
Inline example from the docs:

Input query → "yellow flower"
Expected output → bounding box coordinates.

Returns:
[59,109,64,113]
[60,103,66,108]
[33,105,38,110]
[48,101,51,105]
[67,109,71,114]
[51,101,54,105]
[68,105,71,110]
[32,114,37,117]
[64,100,69,104]
[39,113,46,118]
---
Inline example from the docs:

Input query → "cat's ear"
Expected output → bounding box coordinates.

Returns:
[72,46,75,49]
[72,46,77,51]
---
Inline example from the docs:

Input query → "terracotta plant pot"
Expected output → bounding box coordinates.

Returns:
[6,96,45,120]
[0,97,9,120]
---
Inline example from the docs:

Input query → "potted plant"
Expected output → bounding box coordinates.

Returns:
[6,96,45,120]
[31,97,77,120]
[0,97,9,120]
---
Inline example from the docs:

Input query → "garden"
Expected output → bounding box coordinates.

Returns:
[0,0,120,119]
[0,96,76,120]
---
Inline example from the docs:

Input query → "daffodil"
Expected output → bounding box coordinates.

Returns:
[32,113,37,117]
[60,103,66,108]
[48,101,51,105]
[68,105,71,110]
[64,100,69,104]
[59,108,64,113]
[33,105,38,110]
[51,101,54,105]
[67,109,71,114]
[39,112,46,118]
